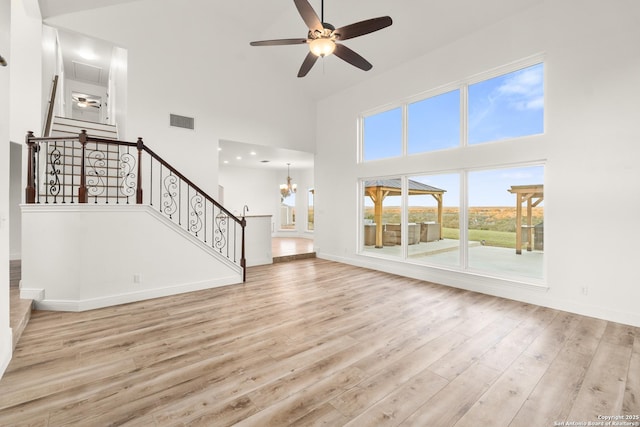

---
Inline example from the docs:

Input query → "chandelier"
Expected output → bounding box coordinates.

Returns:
[280,163,297,199]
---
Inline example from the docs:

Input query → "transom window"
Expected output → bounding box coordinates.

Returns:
[361,61,544,161]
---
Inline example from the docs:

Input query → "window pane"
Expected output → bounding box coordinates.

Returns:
[408,90,460,154]
[363,107,402,161]
[307,189,314,231]
[280,193,295,230]
[407,174,460,267]
[468,63,544,145]
[362,178,402,258]
[467,166,544,279]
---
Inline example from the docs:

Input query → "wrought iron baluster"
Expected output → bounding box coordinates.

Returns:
[189,190,203,238]
[159,164,162,213]
[204,199,207,243]
[61,141,66,203]
[149,155,153,206]
[119,145,136,204]
[162,169,178,219]
[70,140,75,203]
[136,138,143,204]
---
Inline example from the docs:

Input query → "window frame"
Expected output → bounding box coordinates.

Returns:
[356,55,547,286]
[359,54,545,162]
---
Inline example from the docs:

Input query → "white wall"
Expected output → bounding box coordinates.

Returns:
[45,0,317,199]
[0,0,12,379]
[219,165,314,237]
[9,0,41,143]
[21,205,242,311]
[315,1,640,327]
[9,142,21,260]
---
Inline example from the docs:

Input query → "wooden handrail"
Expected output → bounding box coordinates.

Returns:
[42,75,58,137]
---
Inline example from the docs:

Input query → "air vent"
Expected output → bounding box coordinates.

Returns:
[170,114,195,130]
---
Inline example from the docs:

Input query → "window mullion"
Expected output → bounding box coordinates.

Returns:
[461,84,469,148]
[460,170,469,270]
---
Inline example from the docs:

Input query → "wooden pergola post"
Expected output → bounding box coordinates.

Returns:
[508,185,544,255]
[365,179,446,249]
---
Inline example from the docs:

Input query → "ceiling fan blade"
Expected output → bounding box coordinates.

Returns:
[250,38,308,47]
[333,43,372,71]
[334,16,392,41]
[294,0,323,32]
[298,51,319,77]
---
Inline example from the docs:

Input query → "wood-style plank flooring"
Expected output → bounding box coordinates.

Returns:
[272,237,314,257]
[1,258,639,426]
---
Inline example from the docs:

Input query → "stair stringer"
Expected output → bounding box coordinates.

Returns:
[20,204,243,312]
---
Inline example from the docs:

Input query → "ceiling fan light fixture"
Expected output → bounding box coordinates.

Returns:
[309,37,335,57]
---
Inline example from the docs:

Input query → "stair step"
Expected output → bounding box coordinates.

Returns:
[52,116,118,137]
[9,260,32,351]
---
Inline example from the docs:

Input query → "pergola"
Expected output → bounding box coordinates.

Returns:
[365,179,446,248]
[508,184,544,254]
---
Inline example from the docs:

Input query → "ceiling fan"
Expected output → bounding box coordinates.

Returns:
[72,94,101,109]
[250,0,392,77]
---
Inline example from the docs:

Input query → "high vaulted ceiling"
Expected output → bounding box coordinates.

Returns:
[39,0,543,101]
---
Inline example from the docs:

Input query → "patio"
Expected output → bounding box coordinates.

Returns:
[362,239,544,280]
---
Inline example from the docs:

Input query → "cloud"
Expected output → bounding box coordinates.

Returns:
[497,65,544,111]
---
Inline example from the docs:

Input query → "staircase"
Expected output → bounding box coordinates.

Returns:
[22,126,246,313]
[50,116,118,140]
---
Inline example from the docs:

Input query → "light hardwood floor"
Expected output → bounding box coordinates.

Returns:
[1,258,638,426]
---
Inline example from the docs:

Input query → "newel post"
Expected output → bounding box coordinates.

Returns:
[78,130,88,203]
[25,131,36,204]
[241,216,247,282]
[136,137,144,204]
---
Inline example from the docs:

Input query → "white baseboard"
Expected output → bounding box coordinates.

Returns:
[35,276,242,312]
[20,286,45,301]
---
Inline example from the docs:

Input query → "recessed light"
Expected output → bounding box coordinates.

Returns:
[250,151,257,156]
[218,147,222,151]
[223,160,229,164]
[236,156,242,160]
[78,50,97,61]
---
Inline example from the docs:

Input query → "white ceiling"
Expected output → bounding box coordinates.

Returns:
[40,0,542,100]
[39,0,542,170]
[219,139,314,171]
[56,30,113,87]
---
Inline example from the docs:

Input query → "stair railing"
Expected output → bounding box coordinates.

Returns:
[42,75,58,137]
[25,130,246,280]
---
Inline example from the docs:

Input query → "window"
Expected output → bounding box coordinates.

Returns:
[408,89,460,154]
[363,178,403,258]
[307,188,314,231]
[363,107,402,161]
[407,174,460,267]
[280,193,295,230]
[468,63,544,144]
[360,61,544,161]
[358,58,546,283]
[467,166,544,279]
